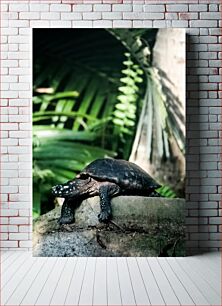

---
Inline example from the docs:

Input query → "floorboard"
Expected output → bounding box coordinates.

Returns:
[147,257,180,305]
[117,257,136,305]
[127,257,150,305]
[196,252,220,273]
[2,256,37,305]
[21,258,55,305]
[50,257,78,305]
[0,251,14,263]
[136,257,165,305]
[64,257,87,306]
[157,258,194,305]
[107,258,122,305]
[78,257,96,305]
[0,251,220,306]
[93,257,107,305]
[188,256,220,293]
[35,258,67,305]
[167,257,211,305]
[5,257,47,305]
[1,252,30,290]
[176,257,221,305]
[2,251,22,273]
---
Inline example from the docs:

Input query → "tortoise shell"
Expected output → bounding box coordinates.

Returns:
[78,158,161,192]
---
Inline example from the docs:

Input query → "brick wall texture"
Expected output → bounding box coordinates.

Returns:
[0,0,221,254]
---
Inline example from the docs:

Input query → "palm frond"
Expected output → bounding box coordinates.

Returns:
[109,29,185,161]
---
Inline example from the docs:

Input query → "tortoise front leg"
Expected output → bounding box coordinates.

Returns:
[98,185,112,223]
[59,198,75,225]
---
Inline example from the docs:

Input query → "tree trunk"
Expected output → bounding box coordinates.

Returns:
[130,29,185,196]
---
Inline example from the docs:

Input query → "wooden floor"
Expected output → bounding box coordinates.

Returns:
[1,251,220,306]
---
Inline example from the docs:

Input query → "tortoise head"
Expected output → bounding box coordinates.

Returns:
[52,178,90,198]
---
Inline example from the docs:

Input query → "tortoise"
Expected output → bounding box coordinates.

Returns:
[52,158,161,225]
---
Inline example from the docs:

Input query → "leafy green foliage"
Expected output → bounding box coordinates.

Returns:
[33,29,184,217]
[33,87,118,217]
[109,29,185,161]
[33,125,116,217]
[112,53,144,158]
[156,186,177,198]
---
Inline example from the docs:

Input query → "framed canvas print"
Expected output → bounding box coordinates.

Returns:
[32,29,186,257]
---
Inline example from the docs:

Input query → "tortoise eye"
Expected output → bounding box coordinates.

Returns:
[66,180,73,186]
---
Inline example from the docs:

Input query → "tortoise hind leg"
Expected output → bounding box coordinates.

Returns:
[98,185,112,223]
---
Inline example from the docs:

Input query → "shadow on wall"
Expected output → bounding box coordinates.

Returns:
[185,33,200,255]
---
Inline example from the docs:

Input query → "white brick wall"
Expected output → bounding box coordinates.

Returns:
[0,0,221,254]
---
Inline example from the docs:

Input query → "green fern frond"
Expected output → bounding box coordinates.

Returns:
[112,53,144,158]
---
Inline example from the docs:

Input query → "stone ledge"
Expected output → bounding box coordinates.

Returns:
[33,196,185,257]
